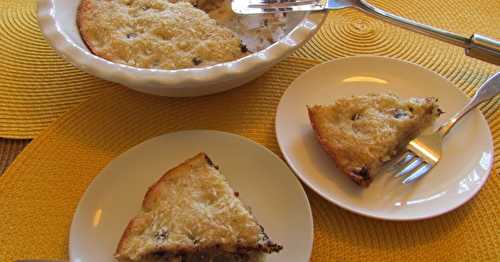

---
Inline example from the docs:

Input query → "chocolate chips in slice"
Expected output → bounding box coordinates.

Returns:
[192,57,203,66]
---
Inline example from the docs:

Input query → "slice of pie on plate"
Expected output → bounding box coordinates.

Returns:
[115,153,282,261]
[308,93,442,187]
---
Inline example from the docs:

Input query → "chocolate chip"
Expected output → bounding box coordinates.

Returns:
[204,154,214,166]
[393,109,408,119]
[154,228,168,242]
[394,112,407,119]
[152,251,167,258]
[354,166,369,179]
[240,43,248,53]
[261,232,270,241]
[192,57,202,65]
[351,113,360,121]
[234,191,240,197]
[126,33,137,39]
[237,253,251,259]
[258,224,270,241]
[204,155,219,169]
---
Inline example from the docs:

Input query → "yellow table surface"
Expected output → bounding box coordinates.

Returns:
[0,0,499,261]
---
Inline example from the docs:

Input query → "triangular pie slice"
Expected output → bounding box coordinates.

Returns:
[307,93,442,187]
[115,153,282,261]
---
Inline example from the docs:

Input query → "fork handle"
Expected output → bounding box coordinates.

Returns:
[354,1,500,65]
[437,72,500,137]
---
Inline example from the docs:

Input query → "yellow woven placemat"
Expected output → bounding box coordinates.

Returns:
[0,56,498,261]
[0,0,111,139]
[0,0,498,139]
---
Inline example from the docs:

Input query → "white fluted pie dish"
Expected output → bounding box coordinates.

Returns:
[37,0,325,97]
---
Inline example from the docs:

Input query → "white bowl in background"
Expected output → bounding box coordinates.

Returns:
[37,0,326,97]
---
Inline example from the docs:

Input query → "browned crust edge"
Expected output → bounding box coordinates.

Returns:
[76,0,116,61]
[115,218,138,259]
[117,243,281,260]
[307,107,372,187]
[114,153,282,259]
[142,153,212,209]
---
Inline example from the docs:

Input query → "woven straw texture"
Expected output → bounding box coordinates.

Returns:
[0,56,499,261]
[0,0,111,138]
[0,0,499,261]
[0,0,499,138]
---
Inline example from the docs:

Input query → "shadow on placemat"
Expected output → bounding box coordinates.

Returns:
[0,138,30,175]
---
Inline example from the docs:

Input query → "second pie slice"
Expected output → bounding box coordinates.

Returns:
[307,93,442,187]
[115,153,282,261]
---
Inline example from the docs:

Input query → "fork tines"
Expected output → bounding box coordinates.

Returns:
[390,151,433,184]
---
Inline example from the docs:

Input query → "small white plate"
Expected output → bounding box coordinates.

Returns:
[276,56,494,221]
[70,130,313,262]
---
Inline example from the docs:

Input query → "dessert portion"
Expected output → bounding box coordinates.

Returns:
[77,0,287,70]
[191,0,287,53]
[307,93,442,187]
[77,0,244,69]
[115,153,282,261]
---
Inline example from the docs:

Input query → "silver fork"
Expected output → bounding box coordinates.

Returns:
[391,72,499,184]
[232,0,500,65]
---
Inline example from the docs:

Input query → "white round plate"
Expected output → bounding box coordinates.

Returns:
[276,56,494,221]
[70,130,313,262]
